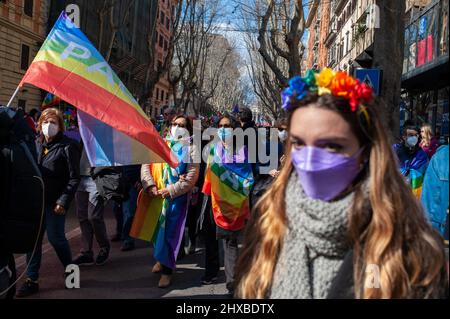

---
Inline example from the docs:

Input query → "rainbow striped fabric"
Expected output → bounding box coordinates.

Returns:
[40,92,61,110]
[409,167,427,198]
[19,12,176,167]
[202,143,254,231]
[131,140,189,269]
[130,164,165,242]
[396,144,429,198]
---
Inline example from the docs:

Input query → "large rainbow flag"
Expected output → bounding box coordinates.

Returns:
[18,12,177,167]
[202,143,254,231]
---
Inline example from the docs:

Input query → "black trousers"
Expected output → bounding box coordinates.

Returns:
[0,253,16,299]
[203,204,220,278]
[186,203,199,247]
[161,264,173,275]
[113,201,123,236]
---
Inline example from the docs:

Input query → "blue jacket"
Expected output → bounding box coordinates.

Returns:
[421,145,449,239]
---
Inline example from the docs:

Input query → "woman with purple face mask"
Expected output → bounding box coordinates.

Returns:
[235,69,448,299]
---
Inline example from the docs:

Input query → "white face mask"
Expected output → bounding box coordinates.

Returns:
[406,135,419,148]
[42,122,59,138]
[171,125,189,140]
[278,130,288,142]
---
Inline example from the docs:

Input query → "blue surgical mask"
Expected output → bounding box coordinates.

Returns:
[218,127,233,142]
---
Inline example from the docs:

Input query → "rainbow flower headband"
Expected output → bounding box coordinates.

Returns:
[281,68,374,112]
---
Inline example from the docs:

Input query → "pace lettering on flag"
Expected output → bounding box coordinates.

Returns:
[19,11,177,167]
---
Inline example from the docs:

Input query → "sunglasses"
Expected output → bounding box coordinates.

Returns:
[218,124,231,128]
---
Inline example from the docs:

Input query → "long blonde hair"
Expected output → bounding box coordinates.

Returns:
[420,124,433,147]
[235,94,446,299]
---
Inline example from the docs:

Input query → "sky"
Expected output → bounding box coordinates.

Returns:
[216,0,311,64]
[214,0,312,104]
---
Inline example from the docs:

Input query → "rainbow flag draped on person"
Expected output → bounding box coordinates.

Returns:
[408,166,427,198]
[202,143,254,231]
[18,11,177,167]
[395,143,429,198]
[131,140,190,269]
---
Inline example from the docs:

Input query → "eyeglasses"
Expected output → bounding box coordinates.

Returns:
[172,123,186,128]
[218,124,231,128]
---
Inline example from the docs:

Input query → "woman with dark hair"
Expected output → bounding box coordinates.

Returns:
[28,108,40,122]
[141,114,199,288]
[235,69,447,299]
[200,115,254,295]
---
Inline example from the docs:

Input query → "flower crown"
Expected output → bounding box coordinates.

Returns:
[281,68,374,112]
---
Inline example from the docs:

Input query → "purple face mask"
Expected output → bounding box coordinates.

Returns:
[291,146,364,201]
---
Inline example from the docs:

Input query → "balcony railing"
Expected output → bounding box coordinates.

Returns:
[403,0,449,76]
[334,0,348,14]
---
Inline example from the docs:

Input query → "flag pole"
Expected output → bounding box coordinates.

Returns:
[6,85,20,108]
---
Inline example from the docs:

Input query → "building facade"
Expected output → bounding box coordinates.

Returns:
[306,0,331,70]
[0,0,50,111]
[322,0,377,73]
[149,0,176,119]
[401,0,449,139]
[306,0,448,138]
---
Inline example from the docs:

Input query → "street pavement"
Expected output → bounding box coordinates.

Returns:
[14,202,229,299]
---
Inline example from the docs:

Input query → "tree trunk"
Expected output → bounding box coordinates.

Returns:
[372,0,405,140]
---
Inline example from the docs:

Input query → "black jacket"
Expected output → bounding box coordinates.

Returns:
[37,132,81,209]
[91,166,125,202]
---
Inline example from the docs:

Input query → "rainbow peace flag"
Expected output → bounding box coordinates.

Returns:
[409,169,426,198]
[202,143,254,231]
[131,140,190,269]
[19,12,177,167]
[396,145,429,199]
[41,92,61,110]
[130,164,165,242]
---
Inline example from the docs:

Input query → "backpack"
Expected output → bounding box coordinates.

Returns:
[0,107,44,254]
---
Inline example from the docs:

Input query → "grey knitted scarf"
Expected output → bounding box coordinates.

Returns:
[270,171,357,299]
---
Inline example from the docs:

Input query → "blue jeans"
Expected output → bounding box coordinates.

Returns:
[26,206,72,281]
[122,187,138,245]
